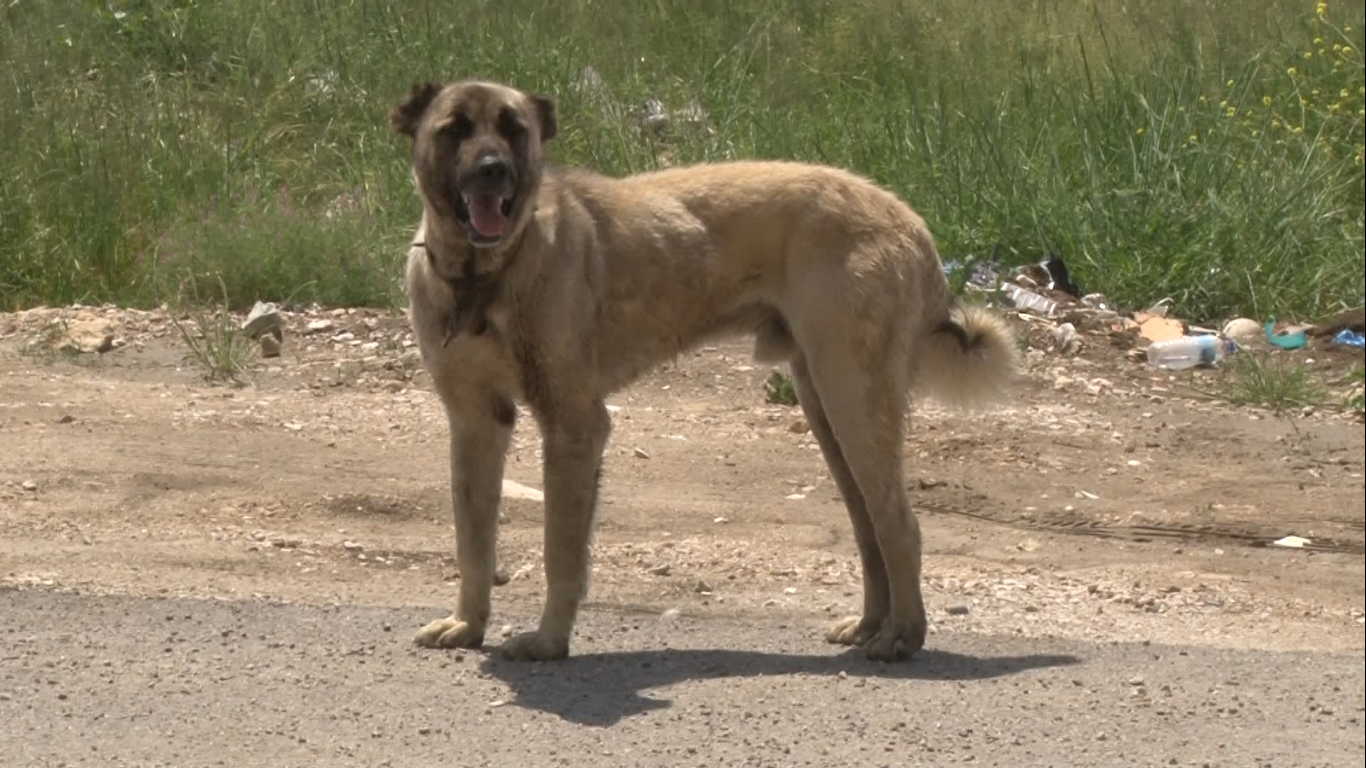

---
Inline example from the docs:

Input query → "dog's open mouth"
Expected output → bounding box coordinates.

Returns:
[461,193,514,243]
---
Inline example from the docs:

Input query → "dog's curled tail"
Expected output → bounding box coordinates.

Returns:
[913,304,1021,410]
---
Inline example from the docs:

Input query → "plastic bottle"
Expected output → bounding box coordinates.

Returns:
[1000,284,1059,316]
[1146,334,1238,370]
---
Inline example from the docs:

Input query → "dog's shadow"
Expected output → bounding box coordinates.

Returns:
[477,643,1081,726]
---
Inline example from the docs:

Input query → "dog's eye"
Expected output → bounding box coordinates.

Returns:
[444,114,474,142]
[498,109,527,140]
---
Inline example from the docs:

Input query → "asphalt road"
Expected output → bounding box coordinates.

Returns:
[2,588,1362,768]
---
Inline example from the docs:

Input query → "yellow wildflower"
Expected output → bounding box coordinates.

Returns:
[1287,66,1298,76]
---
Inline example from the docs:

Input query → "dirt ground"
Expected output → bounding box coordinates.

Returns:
[1,302,1364,765]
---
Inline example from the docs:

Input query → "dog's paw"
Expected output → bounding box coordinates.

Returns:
[414,616,485,649]
[826,615,883,647]
[499,629,570,662]
[862,619,927,662]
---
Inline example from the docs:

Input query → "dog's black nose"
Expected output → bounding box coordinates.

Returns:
[474,155,510,186]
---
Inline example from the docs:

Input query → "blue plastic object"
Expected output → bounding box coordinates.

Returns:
[1332,329,1365,348]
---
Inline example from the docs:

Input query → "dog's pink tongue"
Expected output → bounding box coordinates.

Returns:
[467,194,507,238]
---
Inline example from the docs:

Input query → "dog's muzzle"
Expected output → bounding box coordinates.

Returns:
[455,155,518,247]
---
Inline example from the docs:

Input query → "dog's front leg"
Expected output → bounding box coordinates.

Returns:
[500,401,611,661]
[414,398,514,650]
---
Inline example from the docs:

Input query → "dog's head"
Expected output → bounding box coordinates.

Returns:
[391,79,557,251]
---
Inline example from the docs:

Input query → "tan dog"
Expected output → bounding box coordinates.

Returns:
[390,78,1019,662]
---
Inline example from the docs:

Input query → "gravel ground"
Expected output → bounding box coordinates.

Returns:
[2,587,1363,768]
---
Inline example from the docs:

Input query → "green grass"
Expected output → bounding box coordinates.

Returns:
[764,371,800,406]
[1207,350,1329,410]
[1346,365,1365,414]
[170,276,259,384]
[2,0,1364,321]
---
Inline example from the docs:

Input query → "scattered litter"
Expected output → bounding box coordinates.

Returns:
[1136,312,1185,344]
[1000,283,1059,316]
[501,479,544,503]
[1146,335,1237,370]
[1221,317,1262,342]
[1053,322,1078,352]
[1264,317,1307,350]
[1140,298,1175,318]
[1332,329,1365,349]
[1039,253,1083,298]
[1271,535,1311,549]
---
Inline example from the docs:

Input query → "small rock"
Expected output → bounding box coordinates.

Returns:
[648,564,671,576]
[788,419,810,435]
[21,480,38,492]
[785,493,806,501]
[1128,675,1146,687]
[305,319,334,334]
[57,414,75,425]
[259,334,282,358]
[660,608,681,621]
[54,316,116,354]
[945,603,971,616]
[694,580,713,594]
[633,447,651,459]
[241,301,282,340]
[342,540,364,552]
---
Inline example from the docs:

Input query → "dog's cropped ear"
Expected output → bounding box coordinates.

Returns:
[390,81,442,138]
[529,93,557,143]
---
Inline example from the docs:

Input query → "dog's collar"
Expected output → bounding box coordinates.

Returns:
[413,240,500,346]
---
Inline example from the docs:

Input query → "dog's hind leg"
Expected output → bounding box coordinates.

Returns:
[789,354,891,648]
[793,321,927,662]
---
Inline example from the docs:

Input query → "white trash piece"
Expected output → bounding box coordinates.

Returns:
[1146,334,1238,370]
